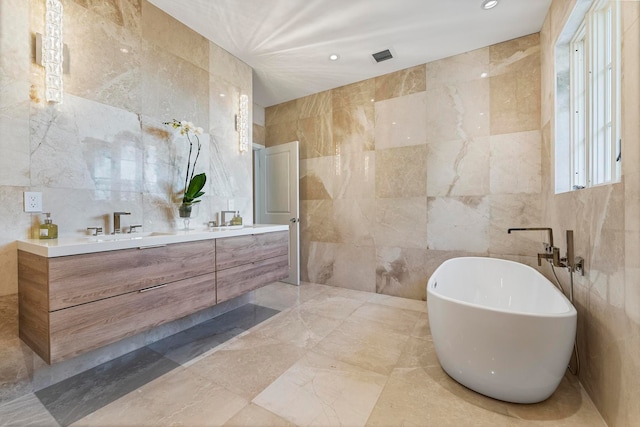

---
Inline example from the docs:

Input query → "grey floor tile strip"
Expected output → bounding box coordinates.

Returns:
[33,304,279,426]
[35,347,178,426]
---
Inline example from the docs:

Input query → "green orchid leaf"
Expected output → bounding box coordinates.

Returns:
[183,173,206,204]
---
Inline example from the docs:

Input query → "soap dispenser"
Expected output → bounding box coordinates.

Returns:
[231,211,243,226]
[39,212,58,239]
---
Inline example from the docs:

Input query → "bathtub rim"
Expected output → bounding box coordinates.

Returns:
[427,256,577,319]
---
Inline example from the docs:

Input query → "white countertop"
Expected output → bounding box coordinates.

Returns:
[17,224,289,257]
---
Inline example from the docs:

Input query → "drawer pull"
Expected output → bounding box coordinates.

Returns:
[138,284,167,293]
[137,244,167,250]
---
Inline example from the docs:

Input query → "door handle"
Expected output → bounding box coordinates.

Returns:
[290,218,299,223]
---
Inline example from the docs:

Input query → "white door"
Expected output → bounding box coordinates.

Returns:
[257,141,300,285]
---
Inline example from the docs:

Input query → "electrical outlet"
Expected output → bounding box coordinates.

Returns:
[24,192,43,213]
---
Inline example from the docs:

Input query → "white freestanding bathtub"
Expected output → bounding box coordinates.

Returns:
[427,257,576,404]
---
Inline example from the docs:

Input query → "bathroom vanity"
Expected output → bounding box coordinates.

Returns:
[17,226,289,364]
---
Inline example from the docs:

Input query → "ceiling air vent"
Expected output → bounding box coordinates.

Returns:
[372,49,393,63]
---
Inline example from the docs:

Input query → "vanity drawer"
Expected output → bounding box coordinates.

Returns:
[216,231,288,270]
[48,272,216,363]
[47,240,216,311]
[216,254,289,303]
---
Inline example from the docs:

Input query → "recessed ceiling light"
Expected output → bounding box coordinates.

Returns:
[329,54,340,61]
[481,0,499,10]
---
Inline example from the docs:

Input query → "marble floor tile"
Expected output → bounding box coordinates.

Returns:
[395,336,440,368]
[297,294,367,320]
[189,333,307,401]
[351,302,423,336]
[35,347,179,426]
[251,281,327,311]
[148,303,279,365]
[223,403,296,427]
[72,367,247,426]
[1,282,606,426]
[366,292,427,312]
[366,366,519,426]
[0,393,59,427]
[253,352,387,427]
[312,317,409,375]
[250,306,343,349]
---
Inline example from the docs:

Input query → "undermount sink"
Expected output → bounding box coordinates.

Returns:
[87,232,173,242]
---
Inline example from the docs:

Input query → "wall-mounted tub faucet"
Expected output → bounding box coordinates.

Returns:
[507,227,559,266]
[507,227,554,248]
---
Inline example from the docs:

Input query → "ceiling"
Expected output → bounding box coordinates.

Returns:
[148,0,552,108]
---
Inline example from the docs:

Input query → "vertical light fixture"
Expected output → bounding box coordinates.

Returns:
[238,94,249,152]
[44,0,64,103]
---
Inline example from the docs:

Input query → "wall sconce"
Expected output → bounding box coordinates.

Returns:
[236,94,249,152]
[35,0,65,103]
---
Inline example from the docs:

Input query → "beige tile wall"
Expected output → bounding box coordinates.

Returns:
[0,0,253,403]
[0,0,253,297]
[540,1,640,425]
[266,34,544,301]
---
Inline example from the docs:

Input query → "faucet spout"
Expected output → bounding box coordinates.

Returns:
[507,227,554,248]
[113,211,131,234]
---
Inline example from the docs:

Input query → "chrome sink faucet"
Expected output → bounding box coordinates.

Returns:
[113,212,131,234]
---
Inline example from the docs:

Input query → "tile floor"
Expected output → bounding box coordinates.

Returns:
[0,282,606,426]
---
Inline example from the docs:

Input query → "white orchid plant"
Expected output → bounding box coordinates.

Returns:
[164,119,206,207]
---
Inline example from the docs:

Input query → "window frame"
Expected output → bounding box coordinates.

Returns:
[568,0,621,190]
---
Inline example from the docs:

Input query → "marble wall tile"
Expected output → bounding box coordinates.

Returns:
[297,90,332,119]
[374,65,426,102]
[300,156,335,201]
[334,150,375,200]
[333,199,375,247]
[374,198,427,250]
[426,47,490,86]
[302,241,376,293]
[72,0,142,31]
[375,145,427,198]
[208,80,253,204]
[0,294,32,402]
[141,42,209,131]
[0,0,30,184]
[265,121,298,147]
[332,80,375,111]
[375,92,428,150]
[297,113,334,159]
[490,33,540,66]
[252,123,265,145]
[489,130,542,194]
[538,2,640,425]
[300,200,341,243]
[488,193,544,256]
[426,137,490,197]
[265,99,297,127]
[332,104,375,153]
[209,42,252,93]
[30,95,143,192]
[375,247,428,300]
[425,79,490,143]
[60,0,142,112]
[549,0,578,44]
[427,196,490,253]
[142,1,208,71]
[489,35,541,135]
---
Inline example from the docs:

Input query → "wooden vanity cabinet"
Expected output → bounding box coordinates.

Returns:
[18,240,217,364]
[216,231,289,303]
[18,230,289,364]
